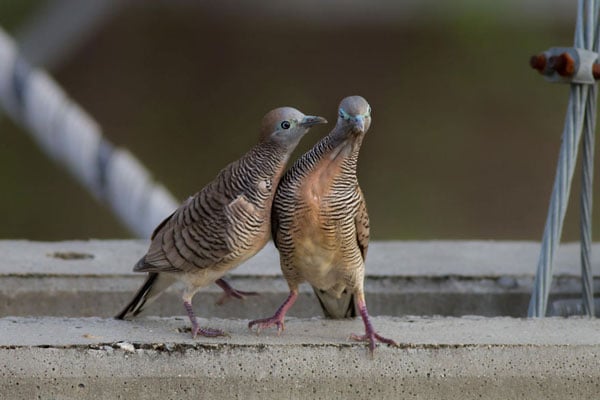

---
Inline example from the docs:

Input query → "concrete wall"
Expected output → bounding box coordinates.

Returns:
[2,316,600,399]
[1,240,598,318]
[1,240,599,399]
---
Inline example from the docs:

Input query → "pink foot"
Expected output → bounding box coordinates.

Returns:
[248,291,298,335]
[248,315,286,335]
[215,279,259,305]
[184,300,228,338]
[191,324,228,338]
[353,298,398,355]
[350,332,398,354]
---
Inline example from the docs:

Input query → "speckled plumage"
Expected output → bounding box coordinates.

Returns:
[249,96,397,354]
[116,107,327,337]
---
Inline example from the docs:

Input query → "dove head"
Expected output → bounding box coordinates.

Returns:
[260,107,327,149]
[336,95,372,134]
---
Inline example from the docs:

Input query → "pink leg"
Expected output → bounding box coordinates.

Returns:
[350,295,398,355]
[184,300,227,338]
[248,290,298,335]
[215,278,259,305]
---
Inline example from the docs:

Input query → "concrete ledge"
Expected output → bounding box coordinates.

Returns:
[0,240,598,318]
[2,241,599,398]
[1,316,600,399]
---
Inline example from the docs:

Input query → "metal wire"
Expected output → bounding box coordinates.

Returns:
[528,0,599,317]
[580,84,596,317]
[579,0,600,317]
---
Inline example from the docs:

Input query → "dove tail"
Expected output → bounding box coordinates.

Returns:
[312,286,357,319]
[115,272,176,320]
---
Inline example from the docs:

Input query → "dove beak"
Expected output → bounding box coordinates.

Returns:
[352,115,365,132]
[299,115,328,128]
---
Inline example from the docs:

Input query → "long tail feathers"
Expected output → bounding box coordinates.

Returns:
[312,286,357,319]
[115,272,176,320]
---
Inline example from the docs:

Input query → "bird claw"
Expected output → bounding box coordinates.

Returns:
[350,332,398,355]
[248,317,285,335]
[191,325,229,339]
[215,279,259,305]
[216,288,259,306]
[248,291,296,336]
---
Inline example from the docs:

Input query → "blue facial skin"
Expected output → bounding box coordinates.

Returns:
[339,107,370,132]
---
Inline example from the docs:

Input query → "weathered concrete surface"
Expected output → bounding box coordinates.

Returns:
[2,241,599,398]
[0,240,598,318]
[1,316,599,399]
[4,239,599,277]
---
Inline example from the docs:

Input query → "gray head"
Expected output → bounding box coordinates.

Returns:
[336,95,372,134]
[260,107,327,148]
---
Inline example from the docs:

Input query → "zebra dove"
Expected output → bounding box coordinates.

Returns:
[248,96,397,354]
[116,107,327,338]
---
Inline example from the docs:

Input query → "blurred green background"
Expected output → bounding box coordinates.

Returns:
[0,1,590,241]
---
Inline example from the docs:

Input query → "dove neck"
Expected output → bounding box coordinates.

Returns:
[318,126,364,174]
[243,140,291,180]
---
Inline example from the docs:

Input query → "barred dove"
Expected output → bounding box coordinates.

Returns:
[116,107,327,337]
[249,96,397,354]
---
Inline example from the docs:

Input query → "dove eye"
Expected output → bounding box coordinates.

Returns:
[281,121,291,129]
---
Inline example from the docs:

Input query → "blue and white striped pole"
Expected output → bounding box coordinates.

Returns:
[0,27,178,238]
